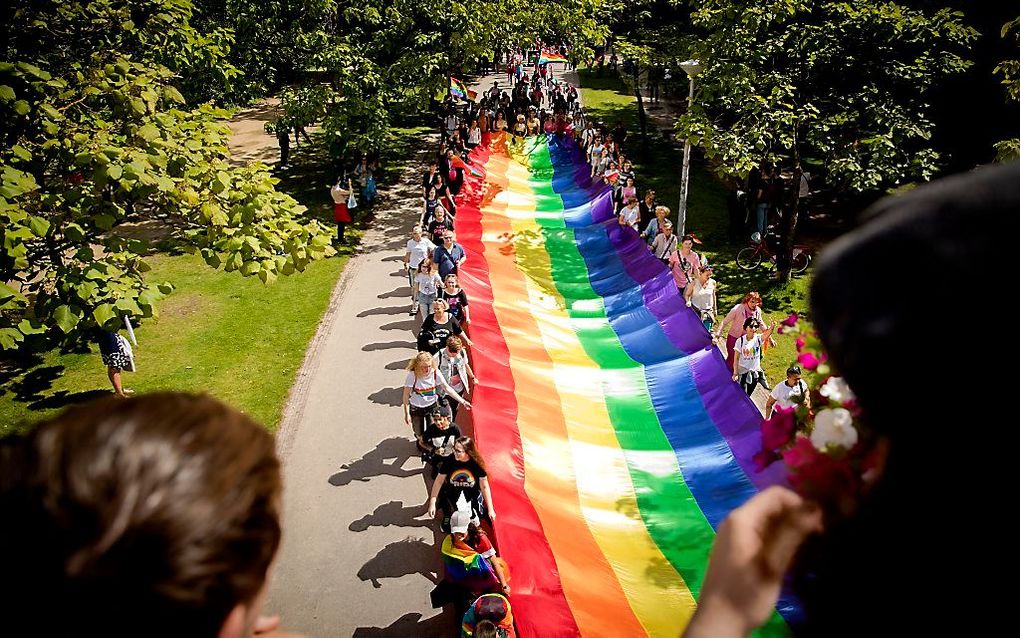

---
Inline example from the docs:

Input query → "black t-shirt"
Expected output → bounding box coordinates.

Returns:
[438,456,488,511]
[423,421,462,458]
[428,217,454,246]
[417,314,463,354]
[441,288,469,322]
[639,200,656,228]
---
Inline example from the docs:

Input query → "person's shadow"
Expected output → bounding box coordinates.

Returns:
[351,611,453,638]
[356,537,439,588]
[349,500,431,532]
[328,437,420,486]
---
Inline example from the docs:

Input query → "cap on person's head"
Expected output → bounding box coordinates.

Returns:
[450,510,471,534]
[475,594,509,621]
[436,402,453,419]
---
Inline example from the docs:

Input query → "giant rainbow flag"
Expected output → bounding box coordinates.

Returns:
[456,133,795,637]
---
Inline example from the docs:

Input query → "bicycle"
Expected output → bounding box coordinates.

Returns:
[735,231,812,274]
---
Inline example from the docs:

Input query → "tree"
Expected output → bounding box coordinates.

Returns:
[676,0,977,280]
[995,16,1020,161]
[1,0,335,351]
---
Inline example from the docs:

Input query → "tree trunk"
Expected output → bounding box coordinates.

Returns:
[776,165,802,283]
[632,65,649,154]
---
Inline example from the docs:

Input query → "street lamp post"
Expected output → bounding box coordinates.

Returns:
[677,59,702,236]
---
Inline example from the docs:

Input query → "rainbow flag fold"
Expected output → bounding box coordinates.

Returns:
[455,133,797,637]
[539,49,568,65]
[450,77,477,101]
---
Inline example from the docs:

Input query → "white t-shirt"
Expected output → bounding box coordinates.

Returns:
[468,127,482,144]
[415,272,442,297]
[435,348,468,393]
[735,334,763,374]
[406,237,435,269]
[690,278,716,312]
[620,205,640,229]
[770,379,808,409]
[405,369,450,408]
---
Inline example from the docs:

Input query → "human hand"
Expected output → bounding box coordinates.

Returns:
[488,508,496,522]
[501,583,511,595]
[404,413,412,426]
[463,402,472,411]
[685,487,822,638]
[732,374,738,382]
[426,502,436,518]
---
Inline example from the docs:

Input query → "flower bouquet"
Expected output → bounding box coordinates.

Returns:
[755,314,880,515]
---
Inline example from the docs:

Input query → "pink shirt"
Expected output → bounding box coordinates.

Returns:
[669,249,702,289]
[722,303,765,338]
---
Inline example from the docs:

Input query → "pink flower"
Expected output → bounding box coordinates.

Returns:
[753,449,780,472]
[777,312,799,334]
[795,336,806,352]
[798,352,821,370]
[761,407,797,450]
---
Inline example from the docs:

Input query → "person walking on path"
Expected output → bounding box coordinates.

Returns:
[434,232,467,279]
[426,437,496,526]
[406,224,436,315]
[435,335,477,422]
[715,292,767,372]
[441,273,471,324]
[418,298,473,355]
[764,365,811,419]
[685,265,718,331]
[412,259,443,318]
[732,318,776,397]
[330,177,354,245]
[402,352,471,439]
[669,233,703,294]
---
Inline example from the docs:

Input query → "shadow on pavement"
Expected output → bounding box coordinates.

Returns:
[378,319,417,333]
[349,500,431,533]
[328,437,419,486]
[367,386,404,407]
[356,537,439,588]
[352,611,453,638]
[378,286,411,299]
[362,340,415,352]
[357,305,408,318]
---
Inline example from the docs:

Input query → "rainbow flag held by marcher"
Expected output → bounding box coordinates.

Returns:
[451,155,483,178]
[450,77,477,101]
[440,535,499,591]
[539,49,568,65]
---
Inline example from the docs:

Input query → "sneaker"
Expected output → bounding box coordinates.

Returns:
[410,302,419,316]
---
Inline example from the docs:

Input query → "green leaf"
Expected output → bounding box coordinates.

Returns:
[115,298,142,315]
[138,287,164,308]
[28,216,50,237]
[0,328,24,350]
[240,260,260,276]
[11,145,31,161]
[13,100,30,115]
[53,304,83,333]
[64,223,86,242]
[94,214,115,230]
[17,318,48,335]
[0,85,14,101]
[106,164,123,180]
[1,282,28,306]
[93,303,117,327]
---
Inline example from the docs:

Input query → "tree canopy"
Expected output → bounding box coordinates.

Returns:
[1,0,335,350]
[675,0,978,191]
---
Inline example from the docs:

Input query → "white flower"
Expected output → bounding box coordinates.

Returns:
[810,408,858,451]
[819,376,856,404]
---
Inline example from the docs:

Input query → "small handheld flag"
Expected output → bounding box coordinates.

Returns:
[450,77,477,101]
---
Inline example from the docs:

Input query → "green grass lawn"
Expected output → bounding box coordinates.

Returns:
[0,254,344,435]
[578,69,812,383]
[0,123,430,436]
